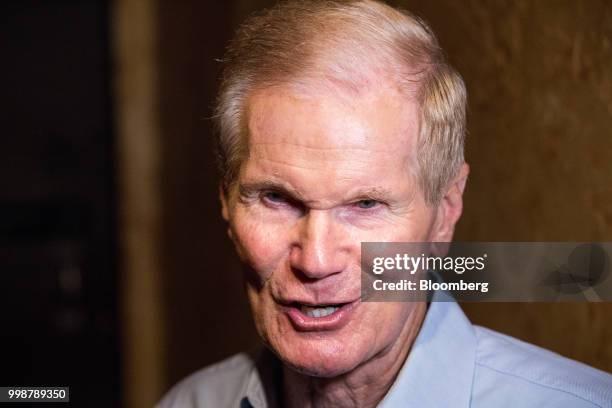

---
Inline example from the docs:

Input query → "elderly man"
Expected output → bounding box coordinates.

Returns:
[158,1,612,407]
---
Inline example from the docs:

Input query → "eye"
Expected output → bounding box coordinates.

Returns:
[355,199,379,209]
[262,191,287,204]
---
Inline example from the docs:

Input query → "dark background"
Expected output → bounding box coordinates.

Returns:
[0,0,118,407]
[1,1,611,406]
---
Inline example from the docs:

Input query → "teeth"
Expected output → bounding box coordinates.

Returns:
[300,305,340,318]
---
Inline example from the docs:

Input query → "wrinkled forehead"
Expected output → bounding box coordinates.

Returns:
[241,85,421,195]
[245,84,420,154]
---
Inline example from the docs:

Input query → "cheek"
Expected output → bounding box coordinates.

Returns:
[349,217,433,244]
[386,208,435,241]
[230,206,290,280]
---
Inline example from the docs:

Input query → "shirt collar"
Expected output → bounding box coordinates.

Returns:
[244,347,283,408]
[378,299,476,407]
[244,299,476,408]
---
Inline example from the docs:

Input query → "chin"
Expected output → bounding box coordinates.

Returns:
[273,334,364,378]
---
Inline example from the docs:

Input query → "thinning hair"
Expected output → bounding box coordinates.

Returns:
[214,0,466,205]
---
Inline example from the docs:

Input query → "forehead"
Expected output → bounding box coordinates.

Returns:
[246,85,420,154]
[242,86,420,198]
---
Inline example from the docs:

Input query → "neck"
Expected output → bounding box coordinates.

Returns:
[282,302,427,408]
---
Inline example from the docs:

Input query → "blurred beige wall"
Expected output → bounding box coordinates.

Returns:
[115,1,612,405]
[398,0,612,374]
[113,0,165,407]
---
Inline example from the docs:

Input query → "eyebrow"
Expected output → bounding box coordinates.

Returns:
[351,187,395,202]
[238,179,395,204]
[238,180,305,201]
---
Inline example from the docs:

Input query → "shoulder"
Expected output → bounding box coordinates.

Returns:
[156,352,256,408]
[472,326,612,408]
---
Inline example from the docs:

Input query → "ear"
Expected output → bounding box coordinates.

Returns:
[430,163,469,243]
[219,183,236,242]
[219,183,230,222]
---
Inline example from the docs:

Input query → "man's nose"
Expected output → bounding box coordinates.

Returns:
[290,210,348,280]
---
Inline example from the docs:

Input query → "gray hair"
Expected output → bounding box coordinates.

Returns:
[214,0,466,205]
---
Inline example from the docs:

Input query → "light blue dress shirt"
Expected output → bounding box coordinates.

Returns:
[379,300,612,407]
[158,301,612,407]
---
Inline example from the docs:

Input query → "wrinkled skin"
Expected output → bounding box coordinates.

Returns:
[221,85,468,407]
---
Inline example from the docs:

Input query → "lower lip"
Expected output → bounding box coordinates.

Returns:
[283,300,360,331]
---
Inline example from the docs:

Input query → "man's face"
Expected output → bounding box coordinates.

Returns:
[221,85,459,377]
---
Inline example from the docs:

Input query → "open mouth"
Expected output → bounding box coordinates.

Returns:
[283,300,359,331]
[298,304,344,318]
